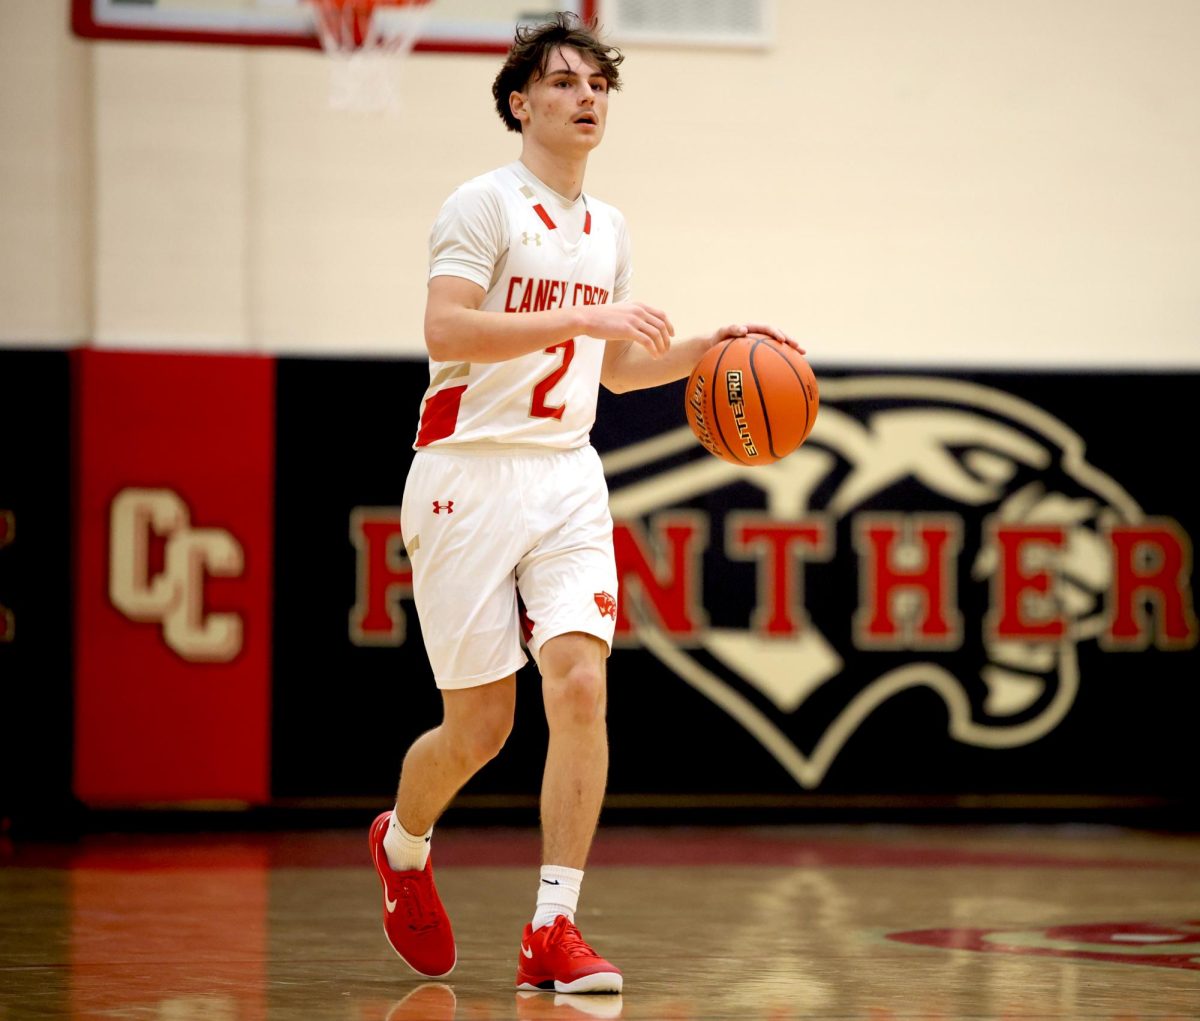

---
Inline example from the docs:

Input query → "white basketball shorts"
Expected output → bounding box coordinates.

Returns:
[400,444,619,689]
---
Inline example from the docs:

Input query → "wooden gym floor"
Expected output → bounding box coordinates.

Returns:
[1,823,1197,1019]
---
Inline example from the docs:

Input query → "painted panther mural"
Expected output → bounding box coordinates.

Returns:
[602,376,1195,787]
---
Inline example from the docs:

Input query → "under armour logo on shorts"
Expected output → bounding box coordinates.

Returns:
[432,500,454,514]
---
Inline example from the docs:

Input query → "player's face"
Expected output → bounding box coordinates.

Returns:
[516,46,609,155]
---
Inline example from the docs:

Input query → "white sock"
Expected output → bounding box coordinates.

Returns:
[532,865,584,930]
[382,810,431,872]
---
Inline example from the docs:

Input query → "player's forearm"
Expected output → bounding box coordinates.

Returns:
[425,305,587,363]
[602,335,712,393]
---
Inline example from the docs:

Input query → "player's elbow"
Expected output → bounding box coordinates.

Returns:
[600,371,632,395]
[424,331,452,363]
[600,352,636,394]
[424,317,464,363]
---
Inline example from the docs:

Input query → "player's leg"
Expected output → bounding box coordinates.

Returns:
[517,446,617,872]
[538,632,608,871]
[395,674,517,837]
[371,449,528,978]
[371,680,519,981]
[513,447,622,994]
[391,446,528,834]
[515,632,621,994]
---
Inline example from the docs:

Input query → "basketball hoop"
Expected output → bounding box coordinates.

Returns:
[306,0,435,114]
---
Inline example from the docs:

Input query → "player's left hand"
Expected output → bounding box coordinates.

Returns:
[710,323,805,354]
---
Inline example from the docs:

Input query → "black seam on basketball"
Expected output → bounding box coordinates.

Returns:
[762,343,812,441]
[748,337,778,459]
[710,341,750,465]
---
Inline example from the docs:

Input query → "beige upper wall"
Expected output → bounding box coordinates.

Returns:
[0,0,90,346]
[1,0,1197,364]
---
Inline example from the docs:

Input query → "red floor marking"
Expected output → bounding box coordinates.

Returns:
[888,920,1200,971]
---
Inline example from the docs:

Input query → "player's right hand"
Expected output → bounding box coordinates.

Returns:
[584,301,674,357]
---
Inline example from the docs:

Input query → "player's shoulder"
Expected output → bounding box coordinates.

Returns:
[450,165,534,204]
[439,167,512,217]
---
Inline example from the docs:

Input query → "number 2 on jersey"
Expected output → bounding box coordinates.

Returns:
[530,339,575,420]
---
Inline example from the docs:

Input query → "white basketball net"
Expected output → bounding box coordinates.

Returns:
[307,0,435,114]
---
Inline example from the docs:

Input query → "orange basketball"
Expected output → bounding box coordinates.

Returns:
[684,336,818,466]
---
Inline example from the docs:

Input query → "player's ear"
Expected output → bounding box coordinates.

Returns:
[510,90,529,125]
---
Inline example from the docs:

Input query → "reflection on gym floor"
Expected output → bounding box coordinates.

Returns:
[2,825,1198,1019]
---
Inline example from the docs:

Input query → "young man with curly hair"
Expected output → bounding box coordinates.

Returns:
[368,11,797,994]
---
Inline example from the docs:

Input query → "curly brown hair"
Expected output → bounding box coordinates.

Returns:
[491,12,623,134]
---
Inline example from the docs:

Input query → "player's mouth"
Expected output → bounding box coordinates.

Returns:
[574,114,598,126]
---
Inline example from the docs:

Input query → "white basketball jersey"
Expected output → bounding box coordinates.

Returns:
[413,162,631,450]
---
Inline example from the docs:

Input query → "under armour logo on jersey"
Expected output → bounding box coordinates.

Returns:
[594,591,617,620]
[521,232,542,247]
[432,500,454,514]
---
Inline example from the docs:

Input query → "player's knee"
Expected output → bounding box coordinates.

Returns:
[440,677,515,768]
[544,663,606,730]
[446,711,511,768]
[444,700,513,767]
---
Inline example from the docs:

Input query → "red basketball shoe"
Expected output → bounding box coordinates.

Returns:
[368,811,456,978]
[515,915,623,994]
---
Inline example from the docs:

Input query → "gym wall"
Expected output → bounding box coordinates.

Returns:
[0,0,1196,823]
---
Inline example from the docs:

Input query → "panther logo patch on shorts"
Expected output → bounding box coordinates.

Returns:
[594,591,617,620]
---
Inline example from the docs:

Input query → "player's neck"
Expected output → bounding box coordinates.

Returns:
[518,147,588,202]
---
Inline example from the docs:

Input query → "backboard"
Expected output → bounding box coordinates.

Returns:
[71,0,598,54]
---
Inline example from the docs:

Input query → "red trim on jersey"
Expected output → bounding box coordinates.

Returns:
[584,211,592,235]
[532,203,557,230]
[415,385,468,447]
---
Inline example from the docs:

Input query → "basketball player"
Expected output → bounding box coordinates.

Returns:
[369,12,799,994]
